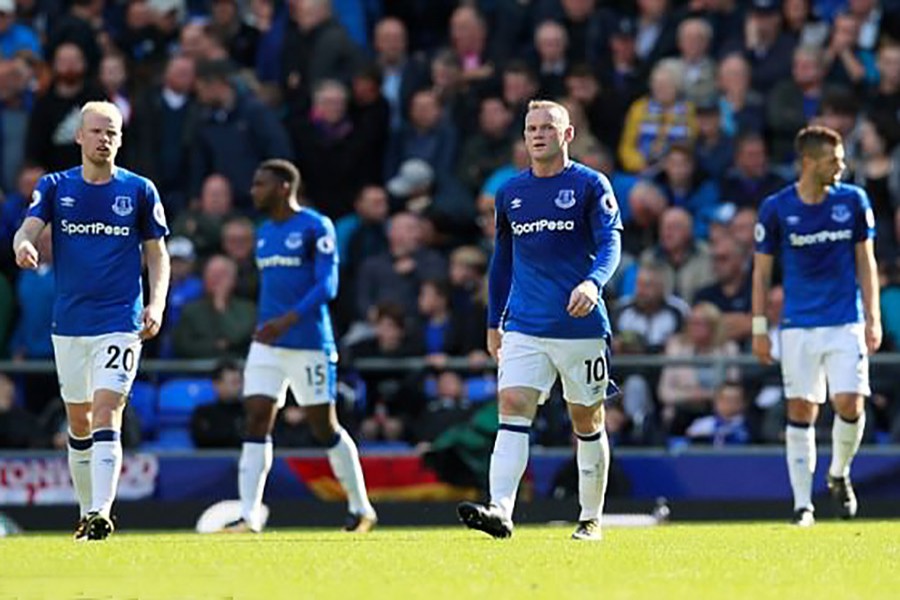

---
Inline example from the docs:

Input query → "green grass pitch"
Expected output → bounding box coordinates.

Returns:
[1,522,899,599]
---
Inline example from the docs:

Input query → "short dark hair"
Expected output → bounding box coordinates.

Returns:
[259,159,302,198]
[795,125,843,158]
[212,359,240,381]
[421,278,451,300]
[195,59,234,83]
[374,302,406,329]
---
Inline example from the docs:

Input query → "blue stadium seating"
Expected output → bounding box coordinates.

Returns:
[158,378,217,427]
[129,381,158,439]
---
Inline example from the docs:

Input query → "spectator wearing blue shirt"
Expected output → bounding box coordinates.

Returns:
[654,145,720,240]
[0,0,41,59]
[685,382,752,446]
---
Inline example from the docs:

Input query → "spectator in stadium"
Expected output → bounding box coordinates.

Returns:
[766,45,837,164]
[531,20,569,99]
[280,0,362,115]
[349,64,390,188]
[640,207,714,304]
[853,119,897,260]
[672,18,718,107]
[695,236,753,344]
[171,173,235,259]
[622,180,667,257]
[563,64,626,156]
[0,372,42,448]
[729,206,758,252]
[722,0,796,95]
[685,382,752,446]
[0,0,40,59]
[0,57,35,192]
[657,302,741,434]
[349,302,422,442]
[208,0,259,69]
[613,259,689,355]
[558,97,603,165]
[867,43,900,150]
[221,217,258,302]
[500,61,539,133]
[373,17,427,134]
[0,164,43,275]
[417,277,484,365]
[115,0,174,75]
[158,236,203,358]
[290,79,367,220]
[693,99,734,181]
[813,89,863,170]
[543,0,609,66]
[457,95,514,195]
[823,13,878,89]
[45,0,102,76]
[619,58,697,174]
[429,49,477,137]
[447,5,495,86]
[190,360,245,448]
[601,16,643,114]
[653,144,719,239]
[9,227,56,412]
[719,133,786,207]
[386,158,435,215]
[781,0,830,49]
[173,255,256,360]
[633,0,679,77]
[190,58,293,208]
[409,370,472,448]
[355,211,447,322]
[98,53,132,136]
[25,42,104,173]
[385,88,458,190]
[716,53,765,136]
[129,54,199,214]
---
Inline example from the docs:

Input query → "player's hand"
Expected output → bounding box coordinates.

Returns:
[140,303,164,340]
[865,319,882,355]
[487,328,501,362]
[15,241,39,270]
[567,280,599,318]
[255,312,299,344]
[752,334,773,365]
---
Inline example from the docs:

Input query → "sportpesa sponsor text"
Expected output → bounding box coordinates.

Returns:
[511,219,576,236]
[60,220,131,236]
[788,229,853,247]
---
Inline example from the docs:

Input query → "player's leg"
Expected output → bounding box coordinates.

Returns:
[85,333,142,540]
[304,402,377,532]
[234,394,279,532]
[52,335,93,540]
[780,327,825,526]
[557,338,612,541]
[824,323,870,518]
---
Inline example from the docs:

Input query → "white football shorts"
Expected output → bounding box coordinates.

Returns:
[498,331,610,406]
[52,332,143,403]
[243,342,337,408]
[779,322,870,403]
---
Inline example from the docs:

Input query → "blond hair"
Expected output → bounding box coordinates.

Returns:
[79,101,124,130]
[526,99,570,127]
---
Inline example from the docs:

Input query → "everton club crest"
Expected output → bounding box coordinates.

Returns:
[554,189,576,209]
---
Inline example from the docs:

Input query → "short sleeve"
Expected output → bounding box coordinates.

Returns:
[853,187,875,243]
[139,178,169,240]
[26,175,56,223]
[755,196,779,254]
[588,172,623,232]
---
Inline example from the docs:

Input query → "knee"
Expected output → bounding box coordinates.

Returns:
[68,408,91,437]
[787,400,817,424]
[498,390,534,417]
[571,406,604,435]
[834,395,865,421]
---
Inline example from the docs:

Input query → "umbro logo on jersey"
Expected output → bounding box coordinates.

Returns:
[60,196,76,208]
[554,189,576,209]
[112,196,133,216]
[510,198,523,210]
[786,215,800,225]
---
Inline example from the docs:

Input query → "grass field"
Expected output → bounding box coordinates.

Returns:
[1,521,899,600]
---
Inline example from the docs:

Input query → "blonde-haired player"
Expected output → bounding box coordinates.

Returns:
[457,99,622,540]
[13,101,170,540]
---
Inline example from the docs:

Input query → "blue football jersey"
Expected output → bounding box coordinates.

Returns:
[488,161,623,339]
[755,183,875,329]
[26,167,169,336]
[255,208,338,354]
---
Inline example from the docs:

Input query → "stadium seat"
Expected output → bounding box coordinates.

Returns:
[129,381,159,439]
[465,376,497,403]
[158,378,217,428]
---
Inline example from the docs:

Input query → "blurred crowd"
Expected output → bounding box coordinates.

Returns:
[1,0,900,451]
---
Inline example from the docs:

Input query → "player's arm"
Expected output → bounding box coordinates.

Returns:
[256,223,338,344]
[487,195,512,360]
[141,238,171,340]
[569,182,622,318]
[855,239,881,354]
[751,252,774,364]
[13,216,46,270]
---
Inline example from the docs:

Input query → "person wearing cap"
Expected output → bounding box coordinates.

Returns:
[721,0,796,95]
[0,0,40,59]
[694,98,735,180]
